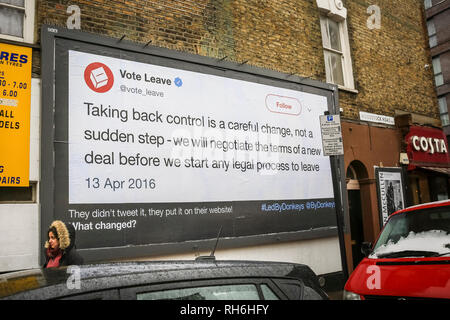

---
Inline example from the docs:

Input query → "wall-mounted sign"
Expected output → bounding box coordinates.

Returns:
[405,126,450,168]
[320,114,344,156]
[375,167,406,226]
[359,111,395,126]
[399,152,409,165]
[0,43,32,187]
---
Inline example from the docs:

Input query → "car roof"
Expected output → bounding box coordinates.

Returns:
[0,260,319,299]
[390,199,450,217]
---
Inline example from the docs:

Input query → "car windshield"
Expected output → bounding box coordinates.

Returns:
[370,205,450,258]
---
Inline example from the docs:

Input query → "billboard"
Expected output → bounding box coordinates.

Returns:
[0,43,32,187]
[41,27,340,260]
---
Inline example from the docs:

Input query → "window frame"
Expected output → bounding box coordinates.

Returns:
[119,278,288,300]
[319,15,355,91]
[438,96,449,126]
[424,0,433,9]
[0,0,35,43]
[427,19,437,48]
[432,56,444,87]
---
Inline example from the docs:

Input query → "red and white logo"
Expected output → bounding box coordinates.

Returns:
[84,62,114,93]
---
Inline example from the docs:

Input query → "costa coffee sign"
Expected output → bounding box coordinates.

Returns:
[406,126,450,167]
[411,135,447,154]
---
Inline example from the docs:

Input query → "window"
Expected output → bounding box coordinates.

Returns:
[424,0,432,9]
[439,97,449,126]
[432,57,444,87]
[427,20,437,48]
[260,284,280,300]
[0,0,35,43]
[319,16,355,90]
[136,284,261,300]
[371,206,450,258]
[429,176,449,201]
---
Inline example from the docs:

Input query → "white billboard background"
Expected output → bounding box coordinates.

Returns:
[68,50,333,204]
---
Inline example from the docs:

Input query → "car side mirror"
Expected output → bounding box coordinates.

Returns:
[361,242,373,257]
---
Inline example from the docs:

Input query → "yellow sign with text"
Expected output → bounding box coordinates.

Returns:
[0,43,32,187]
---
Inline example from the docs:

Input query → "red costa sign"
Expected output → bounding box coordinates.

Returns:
[406,126,450,167]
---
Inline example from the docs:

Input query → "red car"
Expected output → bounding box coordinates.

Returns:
[344,199,450,300]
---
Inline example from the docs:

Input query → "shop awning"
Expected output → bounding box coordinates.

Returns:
[420,166,450,176]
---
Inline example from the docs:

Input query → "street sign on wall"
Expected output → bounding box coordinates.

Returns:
[359,111,395,126]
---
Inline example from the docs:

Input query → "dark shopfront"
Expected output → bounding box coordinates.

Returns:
[399,117,450,206]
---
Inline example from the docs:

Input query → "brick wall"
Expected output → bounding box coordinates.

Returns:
[343,0,438,120]
[36,0,438,121]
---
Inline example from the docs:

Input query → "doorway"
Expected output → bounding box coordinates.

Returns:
[346,164,365,269]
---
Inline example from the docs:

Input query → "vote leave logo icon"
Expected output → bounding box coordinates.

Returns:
[84,62,114,93]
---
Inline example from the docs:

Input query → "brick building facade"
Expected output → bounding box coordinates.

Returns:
[34,0,437,119]
[424,0,450,136]
[0,0,445,284]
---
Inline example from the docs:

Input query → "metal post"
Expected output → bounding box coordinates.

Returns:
[331,155,349,280]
